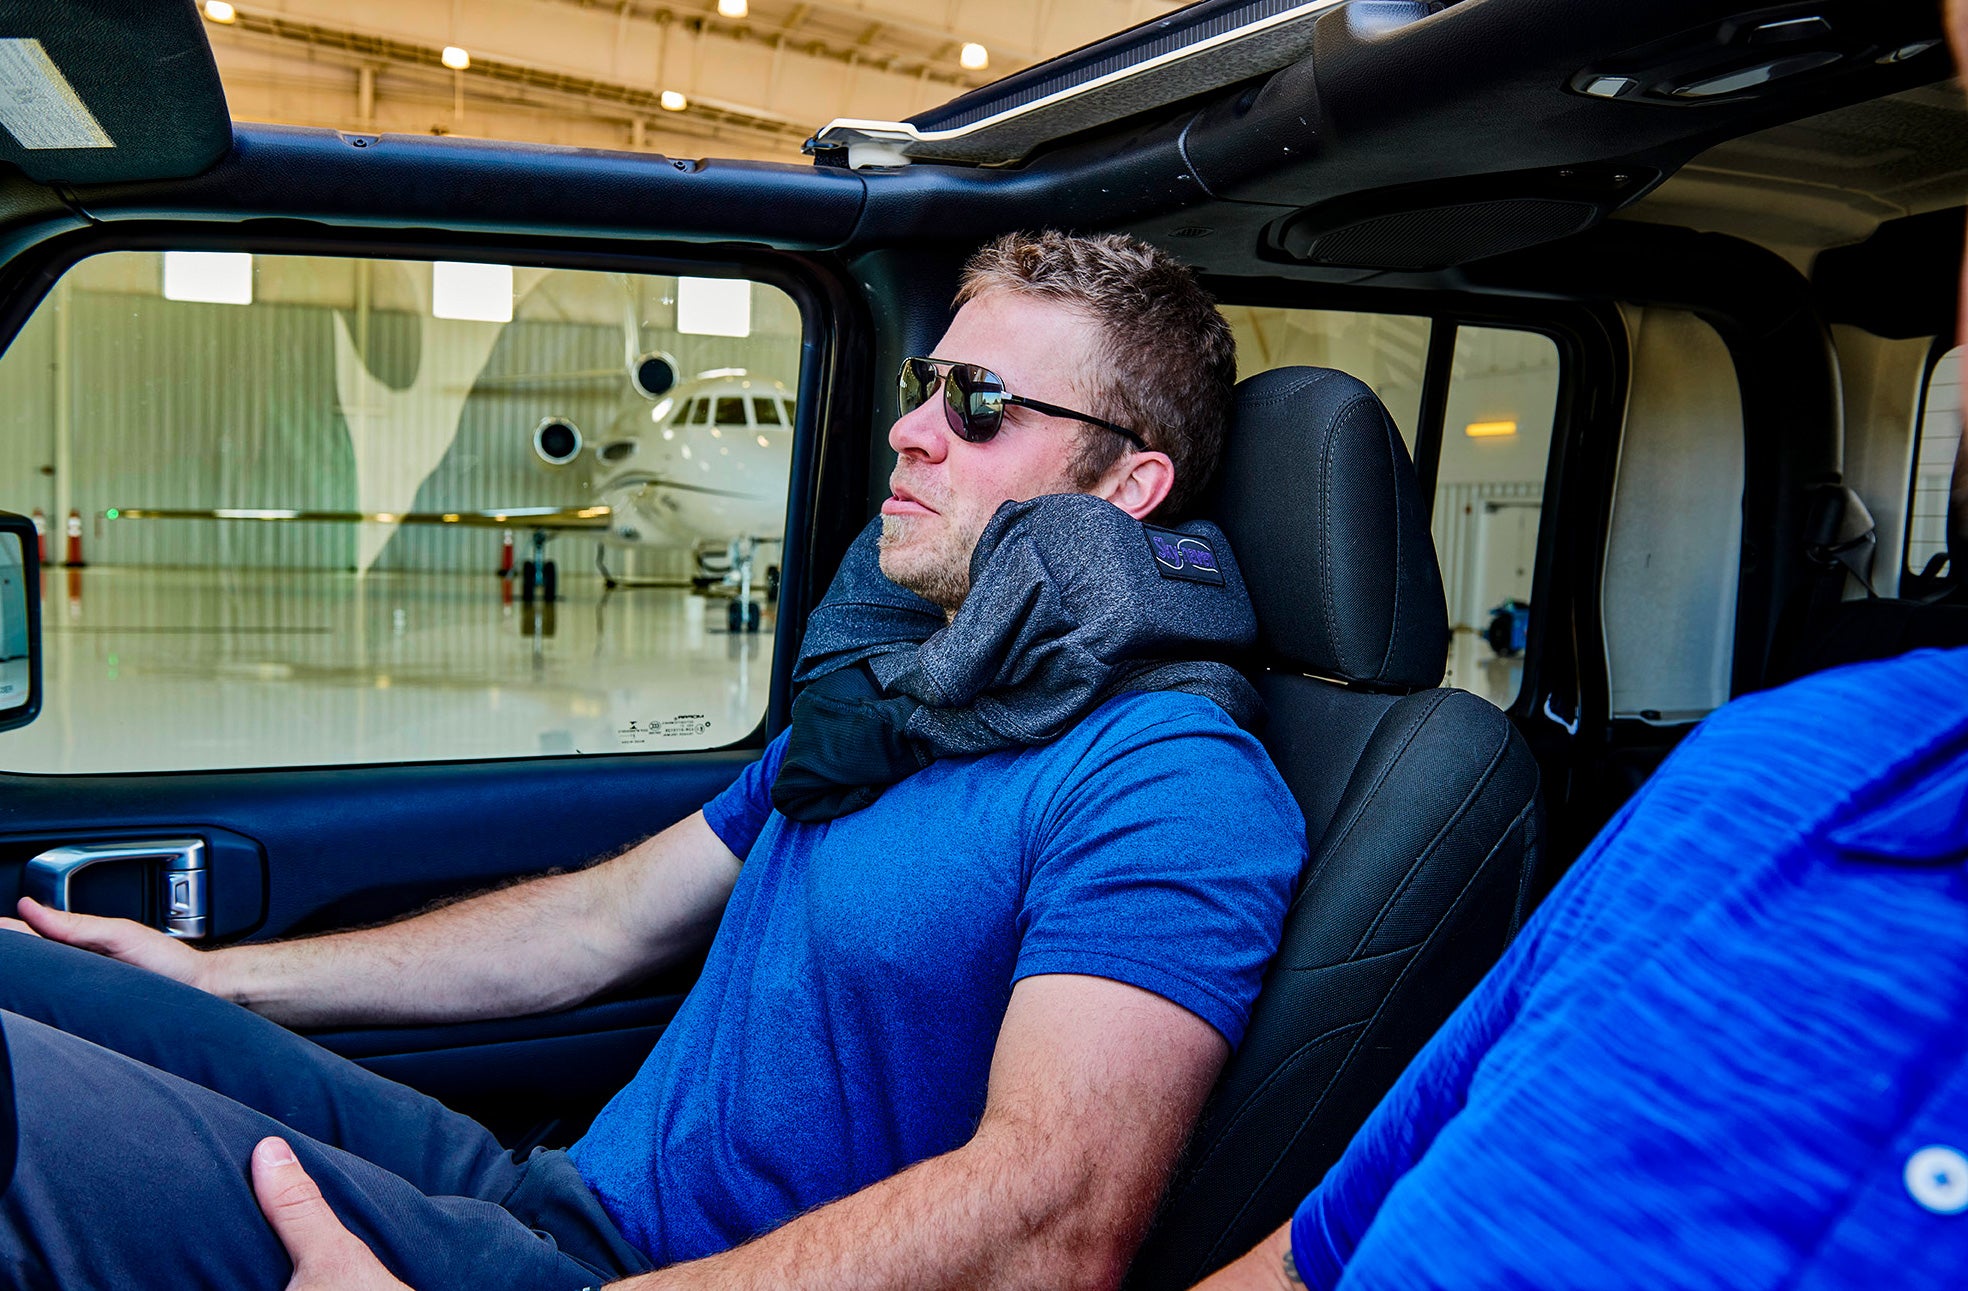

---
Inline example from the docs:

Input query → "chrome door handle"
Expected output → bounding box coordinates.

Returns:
[23,839,209,939]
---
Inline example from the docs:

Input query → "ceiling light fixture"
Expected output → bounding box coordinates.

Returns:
[718,0,749,17]
[660,89,688,111]
[1464,420,1518,439]
[441,45,471,71]
[959,42,989,71]
[203,1,237,22]
[163,252,254,306]
[432,261,513,322]
[677,277,751,338]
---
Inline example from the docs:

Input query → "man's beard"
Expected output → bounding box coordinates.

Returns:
[878,512,976,612]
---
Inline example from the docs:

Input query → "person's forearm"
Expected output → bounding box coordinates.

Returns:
[206,814,735,1029]
[1192,1223,1298,1291]
[615,1115,1146,1291]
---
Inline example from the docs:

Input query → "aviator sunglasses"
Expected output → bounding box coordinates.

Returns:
[898,357,1148,451]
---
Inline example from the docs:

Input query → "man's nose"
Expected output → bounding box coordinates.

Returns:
[888,395,950,461]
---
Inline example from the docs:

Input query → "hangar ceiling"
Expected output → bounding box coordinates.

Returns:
[199,0,1187,163]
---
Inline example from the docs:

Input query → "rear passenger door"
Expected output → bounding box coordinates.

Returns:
[0,122,871,1142]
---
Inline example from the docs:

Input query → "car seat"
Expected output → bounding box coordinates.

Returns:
[1127,367,1543,1288]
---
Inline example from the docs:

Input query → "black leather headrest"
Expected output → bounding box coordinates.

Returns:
[1208,367,1449,690]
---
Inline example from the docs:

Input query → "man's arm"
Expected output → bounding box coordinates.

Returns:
[621,971,1228,1291]
[1190,1224,1296,1290]
[6,810,741,1029]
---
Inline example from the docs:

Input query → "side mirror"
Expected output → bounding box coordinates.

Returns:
[0,512,42,733]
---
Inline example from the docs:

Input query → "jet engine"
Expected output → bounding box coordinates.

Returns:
[532,416,583,468]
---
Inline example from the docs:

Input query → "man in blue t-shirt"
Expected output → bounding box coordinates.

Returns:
[0,231,1306,1291]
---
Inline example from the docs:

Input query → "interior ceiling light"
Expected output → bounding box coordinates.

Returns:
[959,42,989,71]
[660,90,688,111]
[162,252,253,306]
[717,0,749,16]
[203,1,237,22]
[1464,420,1518,439]
[432,261,513,323]
[441,45,471,71]
[676,277,752,338]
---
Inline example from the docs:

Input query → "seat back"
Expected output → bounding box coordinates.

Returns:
[1128,368,1541,1288]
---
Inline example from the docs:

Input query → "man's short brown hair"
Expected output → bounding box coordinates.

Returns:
[956,230,1236,520]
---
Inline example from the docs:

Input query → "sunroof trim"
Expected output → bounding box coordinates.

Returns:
[806,0,1351,167]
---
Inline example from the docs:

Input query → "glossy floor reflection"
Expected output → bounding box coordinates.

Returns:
[3,568,775,774]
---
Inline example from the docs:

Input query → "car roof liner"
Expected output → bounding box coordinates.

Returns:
[0,0,230,186]
[843,0,1949,279]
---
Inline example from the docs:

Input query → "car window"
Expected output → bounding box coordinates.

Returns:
[1433,326,1561,710]
[0,251,803,774]
[1908,344,1962,580]
[1220,306,1429,450]
[1602,306,1744,721]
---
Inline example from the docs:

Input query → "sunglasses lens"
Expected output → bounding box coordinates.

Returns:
[898,358,935,418]
[945,365,1003,443]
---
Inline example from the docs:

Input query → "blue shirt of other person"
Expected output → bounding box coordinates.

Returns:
[1290,646,1968,1289]
[571,689,1306,1266]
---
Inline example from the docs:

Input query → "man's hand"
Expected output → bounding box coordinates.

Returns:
[0,897,214,991]
[251,1137,411,1291]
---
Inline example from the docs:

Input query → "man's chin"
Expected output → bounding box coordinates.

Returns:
[877,518,967,610]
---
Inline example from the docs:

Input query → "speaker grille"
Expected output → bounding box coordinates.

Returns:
[1296,198,1601,270]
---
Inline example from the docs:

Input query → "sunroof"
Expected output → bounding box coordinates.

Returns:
[806,0,1363,168]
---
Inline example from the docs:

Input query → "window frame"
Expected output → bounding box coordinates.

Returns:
[0,222,853,778]
[1201,277,1611,729]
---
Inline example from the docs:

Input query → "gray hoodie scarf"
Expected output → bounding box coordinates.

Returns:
[769,492,1263,822]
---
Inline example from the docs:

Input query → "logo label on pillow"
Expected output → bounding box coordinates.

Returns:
[1144,525,1225,586]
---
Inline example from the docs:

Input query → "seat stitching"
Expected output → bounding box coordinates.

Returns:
[1184,806,1535,1272]
[1288,694,1444,903]
[1377,411,1403,682]
[1351,722,1513,959]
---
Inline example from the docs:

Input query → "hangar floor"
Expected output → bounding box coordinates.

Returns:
[3,568,776,775]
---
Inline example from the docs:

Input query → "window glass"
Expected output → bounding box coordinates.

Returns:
[688,398,712,425]
[0,253,802,773]
[1219,306,1430,450]
[1908,345,1961,578]
[1433,327,1561,710]
[753,397,782,426]
[715,397,749,426]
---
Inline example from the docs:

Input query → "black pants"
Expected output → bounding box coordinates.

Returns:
[0,934,653,1289]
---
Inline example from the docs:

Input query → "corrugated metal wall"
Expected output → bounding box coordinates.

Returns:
[1432,480,1544,629]
[0,277,801,572]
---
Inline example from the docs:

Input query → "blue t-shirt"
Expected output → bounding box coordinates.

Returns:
[571,689,1305,1266]
[1290,646,1968,1289]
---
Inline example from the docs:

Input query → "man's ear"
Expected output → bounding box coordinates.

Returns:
[1094,450,1176,520]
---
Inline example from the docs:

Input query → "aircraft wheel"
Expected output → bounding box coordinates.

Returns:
[765,564,780,602]
[520,559,537,604]
[728,600,762,633]
[542,560,558,604]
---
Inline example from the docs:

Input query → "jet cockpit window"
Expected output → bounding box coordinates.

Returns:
[754,398,783,426]
[715,397,749,426]
[0,251,804,774]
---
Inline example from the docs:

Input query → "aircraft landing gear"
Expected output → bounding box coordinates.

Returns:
[519,531,557,603]
[726,536,764,634]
